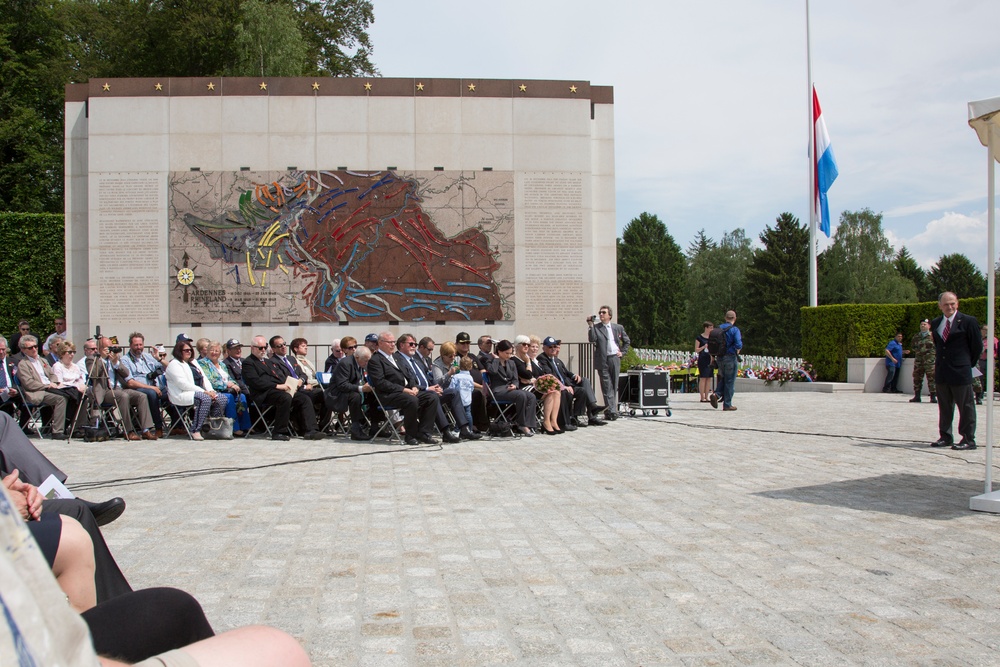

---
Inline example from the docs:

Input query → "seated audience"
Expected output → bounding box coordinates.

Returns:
[222,338,249,394]
[366,331,440,446]
[535,336,607,427]
[199,340,250,437]
[328,344,374,440]
[120,332,170,439]
[164,340,227,441]
[487,339,538,437]
[17,334,76,438]
[87,337,157,441]
[323,338,345,373]
[513,334,563,435]
[0,335,28,427]
[242,335,323,441]
[269,336,328,437]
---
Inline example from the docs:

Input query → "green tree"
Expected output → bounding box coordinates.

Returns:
[65,0,376,79]
[232,0,309,77]
[0,0,73,213]
[894,246,933,302]
[685,228,753,339]
[686,228,716,260]
[742,213,809,357]
[927,253,987,299]
[295,0,377,76]
[0,213,66,333]
[617,212,687,346]
[819,208,917,304]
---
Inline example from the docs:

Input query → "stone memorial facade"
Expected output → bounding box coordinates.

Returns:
[65,77,615,349]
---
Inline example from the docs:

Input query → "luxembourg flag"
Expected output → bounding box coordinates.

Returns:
[813,87,839,237]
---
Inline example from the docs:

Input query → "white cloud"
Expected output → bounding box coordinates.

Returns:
[886,211,995,271]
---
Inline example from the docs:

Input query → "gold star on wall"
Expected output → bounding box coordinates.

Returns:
[154,82,163,91]
[416,82,425,91]
[467,83,476,92]
[569,85,578,94]
[364,82,372,91]
[207,82,216,91]
[259,82,267,90]
[519,84,527,92]
[312,82,320,91]
[102,82,110,92]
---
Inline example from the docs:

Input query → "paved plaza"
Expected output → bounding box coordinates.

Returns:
[38,390,1000,666]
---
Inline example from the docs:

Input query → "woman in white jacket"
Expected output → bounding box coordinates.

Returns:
[165,340,228,440]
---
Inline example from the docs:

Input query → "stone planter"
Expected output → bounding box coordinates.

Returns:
[734,377,863,393]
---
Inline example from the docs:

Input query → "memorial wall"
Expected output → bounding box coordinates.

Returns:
[65,77,615,353]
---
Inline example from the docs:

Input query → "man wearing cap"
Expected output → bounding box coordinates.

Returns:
[536,336,607,428]
[454,331,490,432]
[910,319,936,404]
[222,339,249,395]
[120,332,169,438]
[363,333,379,354]
[587,305,631,420]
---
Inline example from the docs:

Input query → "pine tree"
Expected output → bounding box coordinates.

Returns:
[927,253,987,299]
[617,213,687,346]
[743,213,809,356]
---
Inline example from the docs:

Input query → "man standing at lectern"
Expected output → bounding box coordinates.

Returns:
[588,305,630,420]
[930,292,982,451]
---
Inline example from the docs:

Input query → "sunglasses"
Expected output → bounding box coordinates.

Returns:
[273,343,287,348]
[252,345,266,350]
[345,345,357,350]
[22,344,37,350]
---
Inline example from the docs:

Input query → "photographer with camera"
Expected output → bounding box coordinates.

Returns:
[587,306,631,421]
[88,337,157,441]
[120,333,170,439]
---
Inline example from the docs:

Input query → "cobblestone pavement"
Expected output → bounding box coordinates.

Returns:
[37,390,1000,666]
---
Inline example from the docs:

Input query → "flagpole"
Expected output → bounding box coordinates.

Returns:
[807,0,818,307]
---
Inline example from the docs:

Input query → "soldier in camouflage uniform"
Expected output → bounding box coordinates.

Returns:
[910,319,936,403]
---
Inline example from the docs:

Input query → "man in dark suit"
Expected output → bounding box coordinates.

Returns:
[268,335,329,432]
[536,336,607,428]
[930,291,983,451]
[587,305,631,420]
[328,346,374,440]
[221,339,249,394]
[0,336,29,427]
[403,335,460,443]
[242,335,323,441]
[366,331,439,446]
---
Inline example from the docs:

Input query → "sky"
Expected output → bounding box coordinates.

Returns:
[368,0,1000,272]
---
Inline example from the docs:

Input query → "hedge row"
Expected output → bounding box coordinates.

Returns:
[0,213,65,337]
[801,297,1000,381]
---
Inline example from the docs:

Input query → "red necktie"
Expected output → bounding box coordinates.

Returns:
[943,319,951,342]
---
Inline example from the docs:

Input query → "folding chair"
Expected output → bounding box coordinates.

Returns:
[243,397,274,438]
[166,403,198,439]
[316,371,350,437]
[13,375,52,439]
[480,371,521,439]
[366,385,404,444]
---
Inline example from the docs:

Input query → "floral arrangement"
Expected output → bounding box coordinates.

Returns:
[739,361,817,385]
[535,374,562,394]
